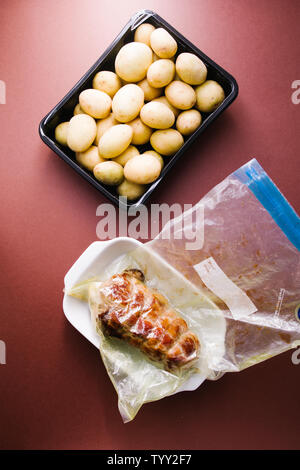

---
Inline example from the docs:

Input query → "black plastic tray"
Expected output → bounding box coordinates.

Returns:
[39,10,238,210]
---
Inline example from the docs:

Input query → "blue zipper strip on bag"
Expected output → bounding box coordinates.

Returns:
[234,159,300,251]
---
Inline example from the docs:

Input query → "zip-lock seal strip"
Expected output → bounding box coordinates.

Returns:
[234,159,300,251]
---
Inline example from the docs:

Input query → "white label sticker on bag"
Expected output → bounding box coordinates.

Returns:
[194,257,257,320]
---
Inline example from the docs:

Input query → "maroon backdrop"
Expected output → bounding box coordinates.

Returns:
[0,0,299,449]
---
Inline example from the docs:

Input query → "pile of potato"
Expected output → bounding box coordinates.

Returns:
[55,23,225,200]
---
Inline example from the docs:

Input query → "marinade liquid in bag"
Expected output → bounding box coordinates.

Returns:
[149,158,300,374]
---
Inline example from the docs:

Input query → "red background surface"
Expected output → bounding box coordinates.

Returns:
[0,0,299,450]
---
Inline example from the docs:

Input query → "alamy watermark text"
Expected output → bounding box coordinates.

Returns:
[96,198,204,250]
[0,340,6,364]
[291,80,300,104]
[0,80,6,104]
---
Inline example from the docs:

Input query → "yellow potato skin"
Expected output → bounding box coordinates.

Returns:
[55,122,69,146]
[175,53,207,85]
[113,145,140,166]
[67,114,97,152]
[150,28,177,59]
[128,117,153,145]
[76,145,105,171]
[117,179,146,200]
[176,109,202,136]
[140,102,175,129]
[137,78,162,101]
[134,23,156,47]
[93,71,122,98]
[98,124,133,159]
[73,103,86,115]
[150,129,184,156]
[153,52,175,63]
[93,161,124,186]
[94,113,118,146]
[143,150,164,169]
[115,42,153,82]
[165,81,196,110]
[79,89,112,119]
[112,84,144,123]
[147,59,175,88]
[124,154,161,184]
[195,80,225,113]
[151,96,180,117]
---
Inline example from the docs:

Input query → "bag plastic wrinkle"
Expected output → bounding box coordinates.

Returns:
[149,159,300,373]
[69,247,223,422]
[68,158,300,421]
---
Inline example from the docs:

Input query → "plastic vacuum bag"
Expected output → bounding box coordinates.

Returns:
[69,247,224,422]
[68,159,300,421]
[149,158,300,374]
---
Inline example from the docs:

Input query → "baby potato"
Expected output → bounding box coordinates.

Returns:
[55,122,69,146]
[94,113,118,146]
[147,59,175,88]
[93,71,122,98]
[150,28,177,59]
[152,96,180,117]
[76,145,105,171]
[93,161,124,186]
[112,84,144,123]
[175,53,207,85]
[134,23,156,47]
[140,101,175,129]
[143,150,164,169]
[195,80,225,113]
[114,145,139,166]
[79,89,111,119]
[73,103,86,115]
[137,78,162,101]
[150,129,184,156]
[98,124,133,159]
[124,154,161,184]
[115,42,153,82]
[165,81,196,110]
[67,114,97,152]
[128,117,152,145]
[117,179,146,200]
[176,109,202,136]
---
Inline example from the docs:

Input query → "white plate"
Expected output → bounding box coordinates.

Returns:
[63,238,144,348]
